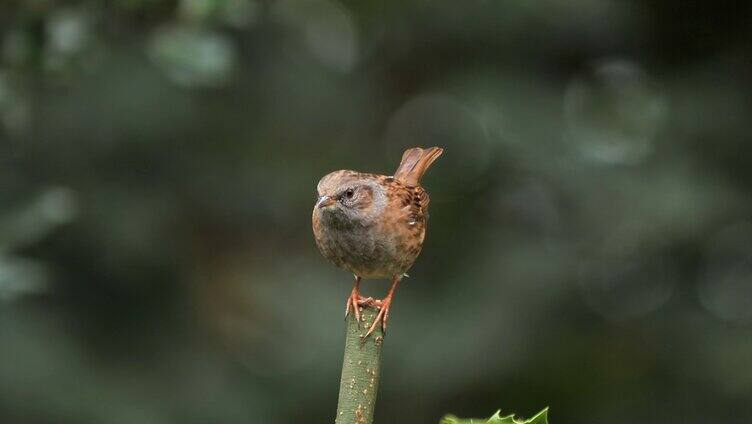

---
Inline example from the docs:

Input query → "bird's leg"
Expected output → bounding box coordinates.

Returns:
[363,275,401,339]
[345,276,375,323]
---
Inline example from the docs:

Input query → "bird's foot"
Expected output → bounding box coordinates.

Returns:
[363,295,393,340]
[345,290,375,324]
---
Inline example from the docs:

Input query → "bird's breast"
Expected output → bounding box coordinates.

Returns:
[313,218,405,278]
[312,197,426,279]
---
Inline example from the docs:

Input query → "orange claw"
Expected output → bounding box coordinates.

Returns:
[345,276,375,325]
[363,275,401,340]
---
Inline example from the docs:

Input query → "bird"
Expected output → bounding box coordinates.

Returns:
[312,146,443,339]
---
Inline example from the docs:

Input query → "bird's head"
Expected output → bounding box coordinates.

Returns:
[314,171,385,227]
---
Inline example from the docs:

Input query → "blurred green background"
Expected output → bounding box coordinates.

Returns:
[2,1,752,423]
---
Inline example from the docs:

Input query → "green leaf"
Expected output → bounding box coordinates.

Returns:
[440,407,548,424]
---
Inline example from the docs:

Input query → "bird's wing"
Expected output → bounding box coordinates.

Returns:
[400,185,430,225]
[411,186,430,212]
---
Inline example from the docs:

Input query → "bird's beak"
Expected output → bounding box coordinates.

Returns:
[316,195,336,209]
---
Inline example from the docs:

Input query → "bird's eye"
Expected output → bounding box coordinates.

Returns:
[345,188,355,199]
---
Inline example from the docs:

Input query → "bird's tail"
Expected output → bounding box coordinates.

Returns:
[393,146,443,186]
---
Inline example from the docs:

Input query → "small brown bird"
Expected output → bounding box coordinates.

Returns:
[312,147,443,338]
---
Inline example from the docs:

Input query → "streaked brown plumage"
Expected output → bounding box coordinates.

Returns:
[312,147,443,338]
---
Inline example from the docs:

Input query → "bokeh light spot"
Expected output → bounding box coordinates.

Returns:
[577,222,676,321]
[148,25,237,88]
[564,59,667,165]
[271,0,358,72]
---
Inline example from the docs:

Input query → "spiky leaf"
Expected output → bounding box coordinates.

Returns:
[440,407,548,424]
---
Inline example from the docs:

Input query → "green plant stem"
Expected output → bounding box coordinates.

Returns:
[335,306,385,424]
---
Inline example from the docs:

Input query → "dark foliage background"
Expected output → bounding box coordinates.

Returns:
[2,1,752,423]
